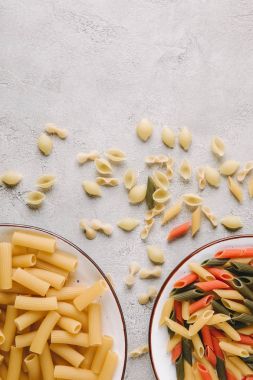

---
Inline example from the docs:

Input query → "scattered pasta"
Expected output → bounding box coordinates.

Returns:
[96,177,119,186]
[178,127,192,151]
[152,170,169,190]
[76,150,100,164]
[179,159,192,181]
[221,215,243,230]
[191,206,201,236]
[125,262,140,288]
[145,154,169,166]
[94,158,112,175]
[161,126,175,148]
[139,266,162,279]
[36,174,56,190]
[0,170,22,187]
[80,219,97,240]
[90,219,113,236]
[128,184,147,204]
[38,133,53,156]
[82,181,102,197]
[136,118,153,141]
[140,219,154,240]
[196,167,206,190]
[44,123,68,139]
[138,286,157,305]
[129,344,149,358]
[166,157,175,179]
[145,204,165,221]
[123,169,137,190]
[146,245,165,264]
[201,206,218,227]
[105,148,126,163]
[26,191,45,208]
[227,176,243,203]
[205,166,220,187]
[182,193,203,208]
[152,188,171,204]
[161,200,182,226]
[237,161,253,182]
[117,218,140,232]
[211,136,225,157]
[219,160,240,176]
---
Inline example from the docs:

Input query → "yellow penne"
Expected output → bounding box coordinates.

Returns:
[216,322,241,341]
[219,341,248,357]
[189,310,214,336]
[165,318,190,339]
[229,356,253,375]
[188,263,214,281]
[167,334,181,352]
[207,313,230,325]
[182,301,190,321]
[221,298,251,314]
[191,333,204,358]
[213,289,244,300]
[159,296,174,326]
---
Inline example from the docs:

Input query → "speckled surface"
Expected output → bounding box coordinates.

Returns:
[1,1,253,378]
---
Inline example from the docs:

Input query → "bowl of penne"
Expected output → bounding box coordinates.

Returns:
[149,234,253,380]
[0,223,127,380]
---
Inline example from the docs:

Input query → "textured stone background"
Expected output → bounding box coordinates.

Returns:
[1,1,253,378]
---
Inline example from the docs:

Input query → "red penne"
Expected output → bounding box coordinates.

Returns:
[171,342,182,363]
[196,280,230,292]
[201,326,213,350]
[189,295,214,315]
[210,327,225,340]
[215,248,253,259]
[173,273,198,289]
[174,301,183,324]
[205,267,233,281]
[205,346,216,367]
[243,377,253,380]
[239,334,253,345]
[226,370,237,380]
[211,336,224,359]
[167,221,191,242]
[197,362,212,380]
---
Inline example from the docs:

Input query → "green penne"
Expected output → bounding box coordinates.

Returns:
[175,354,184,380]
[240,276,253,286]
[230,278,253,300]
[145,176,156,209]
[212,300,231,316]
[232,313,253,324]
[170,284,195,296]
[216,357,226,380]
[242,356,253,364]
[229,262,253,275]
[182,338,192,365]
[245,299,253,312]
[173,289,204,301]
[201,258,227,267]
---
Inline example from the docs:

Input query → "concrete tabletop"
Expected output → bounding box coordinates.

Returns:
[1,1,253,378]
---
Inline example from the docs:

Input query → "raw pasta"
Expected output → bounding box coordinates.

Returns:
[191,206,201,236]
[26,191,45,208]
[105,148,126,162]
[38,133,53,156]
[138,286,157,305]
[182,193,203,207]
[166,158,175,179]
[139,265,162,279]
[94,158,112,175]
[211,136,225,157]
[219,160,240,176]
[178,127,192,151]
[44,123,68,139]
[179,159,192,180]
[80,219,97,240]
[146,245,165,264]
[129,345,149,358]
[201,206,218,227]
[196,167,206,190]
[145,204,165,221]
[161,200,182,226]
[95,177,119,186]
[248,176,253,198]
[117,218,140,231]
[152,170,169,190]
[228,176,243,202]
[82,181,102,197]
[90,219,113,236]
[125,261,140,288]
[128,184,147,204]
[205,166,220,187]
[77,150,100,164]
[136,118,153,141]
[0,171,22,186]
[140,218,154,240]
[221,215,243,230]
[161,126,175,148]
[123,169,137,190]
[237,161,253,182]
[152,188,171,203]
[145,154,169,166]
[36,174,56,190]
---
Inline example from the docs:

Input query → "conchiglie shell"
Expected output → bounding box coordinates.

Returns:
[123,169,137,190]
[205,167,220,187]
[96,177,119,186]
[117,218,140,231]
[211,136,225,157]
[82,181,102,197]
[38,133,53,156]
[219,160,240,176]
[36,174,56,190]
[152,171,169,190]
[161,127,175,148]
[105,148,126,162]
[237,161,253,182]
[196,167,206,190]
[152,188,171,204]
[136,118,153,141]
[178,127,192,151]
[179,159,192,180]
[221,215,243,230]
[147,245,165,264]
[227,177,243,203]
[1,171,22,186]
[128,184,147,204]
[94,158,112,175]
[26,191,45,208]
[182,193,203,207]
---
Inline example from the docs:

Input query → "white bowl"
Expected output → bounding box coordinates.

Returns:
[0,223,127,380]
[149,234,253,380]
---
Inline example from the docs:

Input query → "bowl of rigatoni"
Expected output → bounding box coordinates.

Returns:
[0,223,127,380]
[149,234,253,380]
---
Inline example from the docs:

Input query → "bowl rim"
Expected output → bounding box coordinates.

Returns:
[0,223,128,380]
[148,234,253,380]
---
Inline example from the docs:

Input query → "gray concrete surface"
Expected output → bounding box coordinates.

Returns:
[1,1,253,378]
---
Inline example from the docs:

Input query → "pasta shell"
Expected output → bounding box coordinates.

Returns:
[45,123,68,139]
[205,166,220,187]
[152,171,169,190]
[140,219,155,240]
[117,218,140,231]
[77,151,100,164]
[182,193,203,207]
[179,159,192,180]
[1,171,22,186]
[26,191,45,208]
[38,133,53,156]
[136,118,153,141]
[145,155,169,166]
[227,177,243,203]
[196,167,206,190]
[82,181,102,197]
[147,245,165,264]
[96,177,119,186]
[36,174,56,190]
[237,161,253,182]
[248,176,253,198]
[95,158,112,175]
[145,204,165,221]
[221,215,243,230]
[105,148,126,162]
[201,206,218,227]
[219,160,240,176]
[123,169,137,190]
[128,184,147,204]
[178,127,192,151]
[161,127,175,148]
[211,136,225,157]
[152,188,171,204]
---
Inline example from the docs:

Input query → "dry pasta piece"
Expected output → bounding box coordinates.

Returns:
[88,303,102,346]
[145,154,169,166]
[139,265,162,279]
[167,221,191,241]
[0,171,22,186]
[80,219,97,240]
[91,336,113,374]
[129,345,149,358]
[15,296,58,311]
[205,166,220,187]
[152,170,169,189]
[24,353,41,379]
[77,150,100,164]
[125,262,140,288]
[45,123,68,139]
[191,206,201,236]
[248,176,253,198]
[12,268,50,296]
[228,176,243,203]
[237,161,253,182]
[178,127,192,151]
[105,148,126,162]
[30,311,60,354]
[90,219,113,236]
[123,169,137,190]
[73,279,108,311]
[161,200,182,226]
[82,181,102,197]
[117,218,140,231]
[152,188,171,204]
[201,206,218,227]
[38,133,53,156]
[54,365,97,380]
[166,158,175,179]
[26,191,45,208]
[147,245,165,264]
[95,177,119,186]
[136,118,153,141]
[196,167,206,190]
[145,204,165,221]
[221,215,243,230]
[140,218,154,240]
[12,231,56,253]
[211,136,225,157]
[36,174,56,190]
[161,126,175,148]
[179,159,192,180]
[182,193,203,207]
[219,160,240,176]
[94,158,112,175]
[6,346,23,380]
[128,184,147,204]
[97,350,118,380]
[138,286,157,305]
[0,242,12,289]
